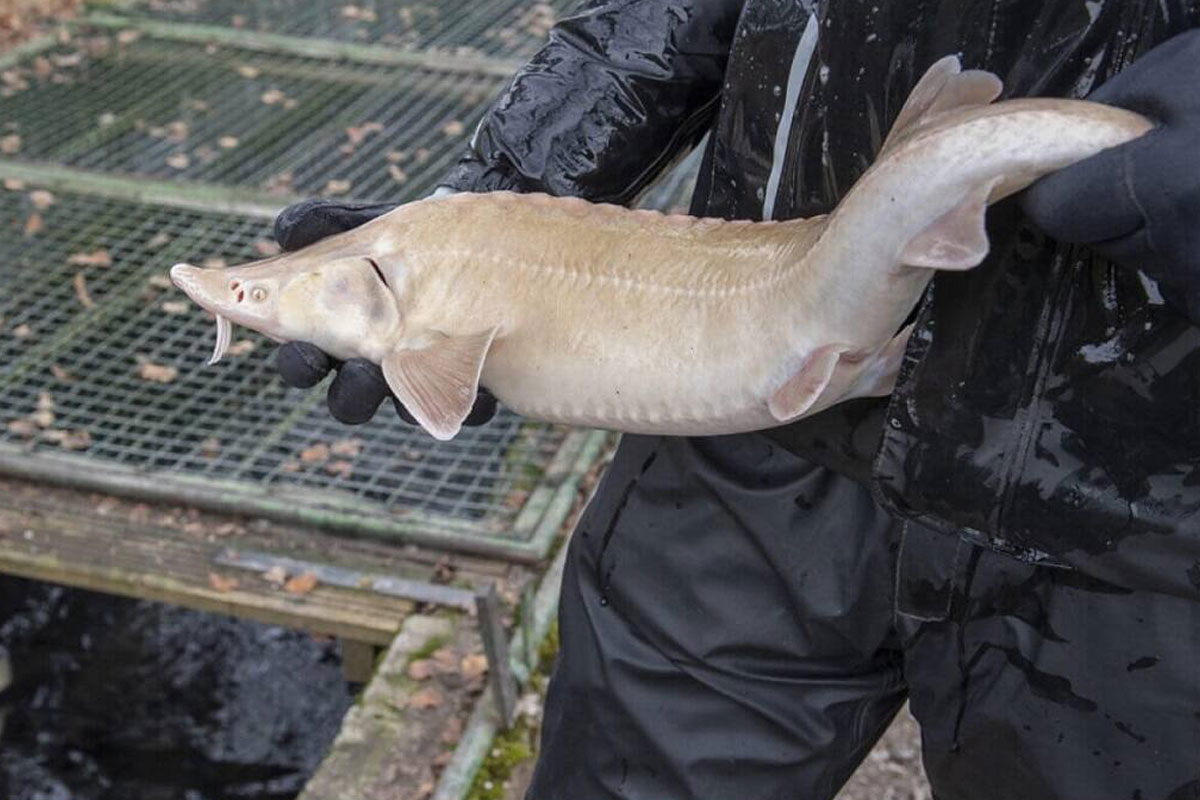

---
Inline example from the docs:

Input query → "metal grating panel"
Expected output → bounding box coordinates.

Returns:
[0,186,591,558]
[116,0,570,59]
[0,35,507,202]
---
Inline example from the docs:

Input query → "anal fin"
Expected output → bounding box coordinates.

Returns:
[901,178,999,270]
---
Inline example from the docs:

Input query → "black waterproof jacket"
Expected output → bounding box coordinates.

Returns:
[440,0,1200,599]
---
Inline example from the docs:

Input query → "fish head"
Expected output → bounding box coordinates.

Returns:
[170,252,403,365]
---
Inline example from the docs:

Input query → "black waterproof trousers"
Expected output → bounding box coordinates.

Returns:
[527,434,1200,800]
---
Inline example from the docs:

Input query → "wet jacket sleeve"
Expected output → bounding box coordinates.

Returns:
[439,0,745,204]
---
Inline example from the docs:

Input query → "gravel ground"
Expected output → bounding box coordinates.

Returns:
[837,706,931,800]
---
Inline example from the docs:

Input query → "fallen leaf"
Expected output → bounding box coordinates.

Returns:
[441,119,465,137]
[32,57,52,78]
[29,189,54,209]
[166,120,188,142]
[148,273,173,288]
[284,571,318,594]
[161,301,189,314]
[67,249,112,267]
[431,647,458,670]
[388,164,408,184]
[282,97,298,110]
[262,565,288,586]
[408,687,444,710]
[218,135,239,149]
[12,324,32,339]
[325,460,353,479]
[265,172,293,193]
[116,29,141,45]
[253,239,281,256]
[3,178,25,190]
[414,780,435,800]
[407,659,434,680]
[97,111,116,127]
[36,392,54,412]
[137,361,178,384]
[23,213,43,237]
[30,408,54,428]
[208,572,239,593]
[323,179,351,195]
[147,232,172,249]
[200,437,221,457]
[237,65,260,79]
[227,339,256,357]
[460,653,488,680]
[414,147,430,165]
[49,364,76,382]
[440,716,464,745]
[260,88,285,105]
[165,152,190,169]
[231,14,247,28]
[330,438,364,457]
[344,121,384,147]
[201,257,227,269]
[281,459,300,472]
[188,99,210,112]
[72,272,94,308]
[53,429,91,451]
[6,419,36,438]
[51,52,83,68]
[1,134,21,154]
[386,149,407,163]
[299,443,330,464]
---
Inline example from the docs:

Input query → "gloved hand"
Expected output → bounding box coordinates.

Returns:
[272,197,499,426]
[1021,29,1200,320]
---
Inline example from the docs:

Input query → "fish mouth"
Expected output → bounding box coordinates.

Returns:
[170,263,235,366]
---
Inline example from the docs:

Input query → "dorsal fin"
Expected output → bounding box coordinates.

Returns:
[880,56,1003,154]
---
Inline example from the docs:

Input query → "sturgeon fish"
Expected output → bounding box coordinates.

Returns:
[170,57,1152,441]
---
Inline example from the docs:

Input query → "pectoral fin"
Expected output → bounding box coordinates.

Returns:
[900,178,999,270]
[381,327,499,441]
[768,344,846,422]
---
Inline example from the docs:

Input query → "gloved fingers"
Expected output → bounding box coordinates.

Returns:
[274,199,398,252]
[326,359,390,425]
[276,342,335,388]
[1019,140,1145,246]
[1087,29,1200,119]
[463,388,499,427]
[390,397,420,426]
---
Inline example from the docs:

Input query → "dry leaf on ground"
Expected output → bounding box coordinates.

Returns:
[325,460,353,479]
[323,179,351,195]
[3,178,26,190]
[29,189,54,209]
[262,565,288,586]
[7,419,36,438]
[97,112,116,127]
[227,340,256,357]
[161,301,189,315]
[72,272,94,308]
[407,659,434,681]
[460,653,488,681]
[200,437,221,458]
[236,65,260,79]
[49,364,76,382]
[166,120,188,142]
[12,324,32,339]
[441,119,465,137]
[208,572,239,593]
[284,571,318,594]
[165,152,190,169]
[253,239,281,256]
[408,687,444,710]
[23,213,43,237]
[116,29,141,45]
[260,88,285,105]
[148,273,173,288]
[137,361,178,384]
[202,257,227,269]
[300,442,330,464]
[330,438,364,457]
[147,232,172,249]
[388,164,408,184]
[1,134,21,154]
[344,121,384,146]
[218,135,239,149]
[67,249,112,267]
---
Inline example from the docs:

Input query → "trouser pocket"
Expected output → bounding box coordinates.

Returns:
[893,521,968,623]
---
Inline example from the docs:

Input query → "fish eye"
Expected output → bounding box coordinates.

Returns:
[251,287,268,302]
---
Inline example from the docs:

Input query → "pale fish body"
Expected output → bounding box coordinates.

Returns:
[170,57,1153,441]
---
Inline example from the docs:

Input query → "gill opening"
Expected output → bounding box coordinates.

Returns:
[366,257,388,288]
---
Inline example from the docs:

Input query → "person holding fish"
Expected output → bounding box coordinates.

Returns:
[268,2,1200,798]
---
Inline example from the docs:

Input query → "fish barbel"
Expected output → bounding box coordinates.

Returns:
[170,56,1153,440]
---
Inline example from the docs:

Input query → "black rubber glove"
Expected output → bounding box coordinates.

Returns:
[272,198,498,427]
[1021,29,1200,321]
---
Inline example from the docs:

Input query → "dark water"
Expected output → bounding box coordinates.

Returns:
[0,577,354,800]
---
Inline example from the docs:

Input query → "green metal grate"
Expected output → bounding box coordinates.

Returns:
[114,0,570,59]
[0,186,600,560]
[1,34,506,202]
